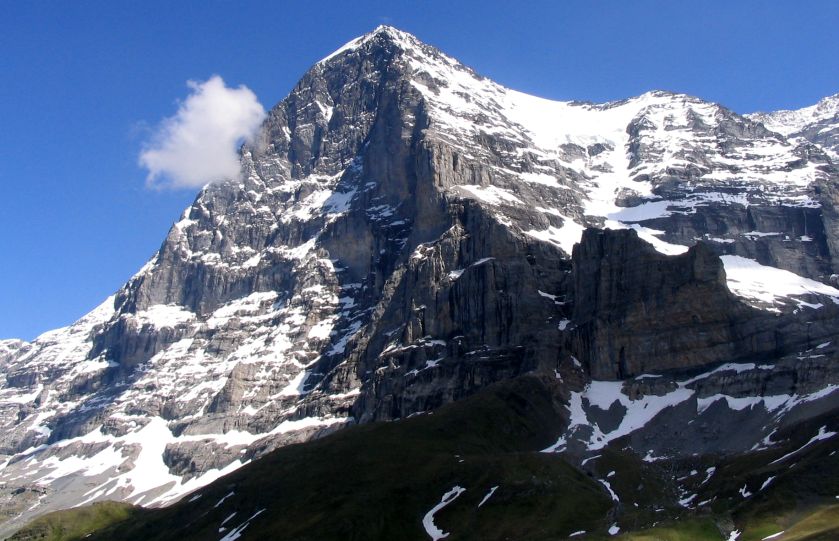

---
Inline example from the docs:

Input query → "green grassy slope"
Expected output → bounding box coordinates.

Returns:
[617,518,724,540]
[6,501,140,541]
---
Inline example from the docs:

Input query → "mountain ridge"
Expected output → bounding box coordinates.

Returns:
[748,93,839,160]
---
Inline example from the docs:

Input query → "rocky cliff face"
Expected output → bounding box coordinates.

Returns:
[568,229,839,380]
[1,25,839,533]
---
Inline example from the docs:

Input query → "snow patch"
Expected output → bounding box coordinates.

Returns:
[131,304,195,328]
[457,184,522,206]
[721,255,839,310]
[422,486,465,540]
[770,426,837,465]
[477,486,498,508]
[524,219,585,255]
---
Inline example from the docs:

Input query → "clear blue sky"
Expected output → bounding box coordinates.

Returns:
[2,1,838,341]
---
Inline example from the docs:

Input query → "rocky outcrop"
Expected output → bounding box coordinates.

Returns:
[567,228,839,379]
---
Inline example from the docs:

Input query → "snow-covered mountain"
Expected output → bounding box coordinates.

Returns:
[2,26,839,534]
[748,93,839,159]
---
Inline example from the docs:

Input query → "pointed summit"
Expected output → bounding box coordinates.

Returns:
[317,25,423,65]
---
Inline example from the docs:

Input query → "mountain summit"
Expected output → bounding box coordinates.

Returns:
[2,27,839,537]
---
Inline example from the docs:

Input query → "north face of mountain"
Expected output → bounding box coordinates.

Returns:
[1,25,839,536]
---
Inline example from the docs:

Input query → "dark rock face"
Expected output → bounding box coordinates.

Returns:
[162,441,245,481]
[346,200,569,422]
[1,25,839,532]
[567,228,839,379]
[570,229,745,379]
[640,204,834,279]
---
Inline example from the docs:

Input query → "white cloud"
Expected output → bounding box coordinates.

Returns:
[139,75,266,189]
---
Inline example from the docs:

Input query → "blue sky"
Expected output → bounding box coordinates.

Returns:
[2,0,838,340]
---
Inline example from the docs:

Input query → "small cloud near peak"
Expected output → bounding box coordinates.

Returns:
[139,75,266,190]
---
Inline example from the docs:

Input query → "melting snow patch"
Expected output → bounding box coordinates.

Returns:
[2,384,44,405]
[457,185,522,206]
[721,255,839,310]
[762,532,784,540]
[119,417,180,499]
[520,172,561,186]
[214,490,235,508]
[541,436,567,453]
[132,304,195,329]
[581,455,601,466]
[569,531,586,538]
[278,370,309,397]
[35,418,256,509]
[599,479,619,502]
[448,269,464,280]
[219,512,237,532]
[423,486,465,540]
[697,394,792,414]
[604,220,688,256]
[477,486,498,508]
[219,508,266,541]
[448,258,496,280]
[323,188,357,214]
[702,467,716,485]
[524,220,585,255]
[582,381,693,450]
[307,320,334,340]
[608,523,620,535]
[770,426,837,464]
[680,362,757,385]
[679,493,697,507]
[553,359,816,455]
[642,450,667,463]
[263,416,348,437]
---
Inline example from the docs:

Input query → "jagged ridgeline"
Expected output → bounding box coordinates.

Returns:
[3,25,839,540]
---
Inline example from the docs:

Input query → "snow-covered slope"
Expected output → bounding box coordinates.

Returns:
[1,26,839,533]
[372,28,835,271]
[749,94,839,135]
[748,93,839,159]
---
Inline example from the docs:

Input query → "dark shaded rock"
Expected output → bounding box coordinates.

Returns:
[568,228,839,379]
